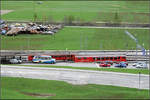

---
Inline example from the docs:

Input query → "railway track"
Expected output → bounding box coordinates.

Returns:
[1,50,149,62]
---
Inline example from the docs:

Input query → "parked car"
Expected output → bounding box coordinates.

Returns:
[115,62,127,68]
[9,59,22,64]
[99,62,111,67]
[115,61,128,66]
[104,61,113,65]
[32,55,56,64]
[132,62,147,69]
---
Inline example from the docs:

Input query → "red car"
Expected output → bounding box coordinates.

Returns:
[99,63,111,67]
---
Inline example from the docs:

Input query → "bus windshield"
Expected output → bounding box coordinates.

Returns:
[40,57,51,60]
[34,56,52,60]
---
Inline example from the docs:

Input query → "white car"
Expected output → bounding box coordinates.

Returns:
[9,59,22,64]
[132,62,147,69]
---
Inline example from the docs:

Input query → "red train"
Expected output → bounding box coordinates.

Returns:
[74,56,126,62]
[28,54,127,63]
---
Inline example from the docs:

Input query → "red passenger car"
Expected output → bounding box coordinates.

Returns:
[74,56,126,63]
[75,56,94,62]
[51,55,75,61]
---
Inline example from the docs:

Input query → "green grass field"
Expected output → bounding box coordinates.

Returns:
[6,64,149,75]
[1,27,149,50]
[1,77,149,99]
[1,1,149,23]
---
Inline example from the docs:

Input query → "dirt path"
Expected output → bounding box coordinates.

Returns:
[1,10,14,15]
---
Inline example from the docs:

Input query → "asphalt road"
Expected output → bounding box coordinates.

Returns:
[1,65,149,89]
[21,62,150,69]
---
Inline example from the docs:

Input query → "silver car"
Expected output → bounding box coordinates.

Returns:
[9,59,22,64]
[132,62,147,69]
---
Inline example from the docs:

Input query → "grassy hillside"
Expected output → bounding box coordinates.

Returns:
[1,1,149,23]
[1,77,149,99]
[1,27,149,50]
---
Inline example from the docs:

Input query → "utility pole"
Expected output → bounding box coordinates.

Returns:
[136,40,138,62]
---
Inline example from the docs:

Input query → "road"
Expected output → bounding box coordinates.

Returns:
[21,62,150,69]
[1,65,149,89]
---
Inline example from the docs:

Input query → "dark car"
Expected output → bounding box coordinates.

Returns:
[115,62,127,68]
[104,61,113,65]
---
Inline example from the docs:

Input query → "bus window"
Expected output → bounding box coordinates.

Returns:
[48,57,51,60]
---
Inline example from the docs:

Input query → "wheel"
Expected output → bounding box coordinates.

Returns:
[52,62,55,64]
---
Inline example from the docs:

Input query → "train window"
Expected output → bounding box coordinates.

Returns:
[101,57,104,60]
[93,57,96,60]
[84,57,87,59]
[118,57,120,59]
[78,57,81,60]
[114,57,117,60]
[110,57,113,60]
[67,55,70,57]
[97,57,100,60]
[106,57,109,60]
[122,57,126,59]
